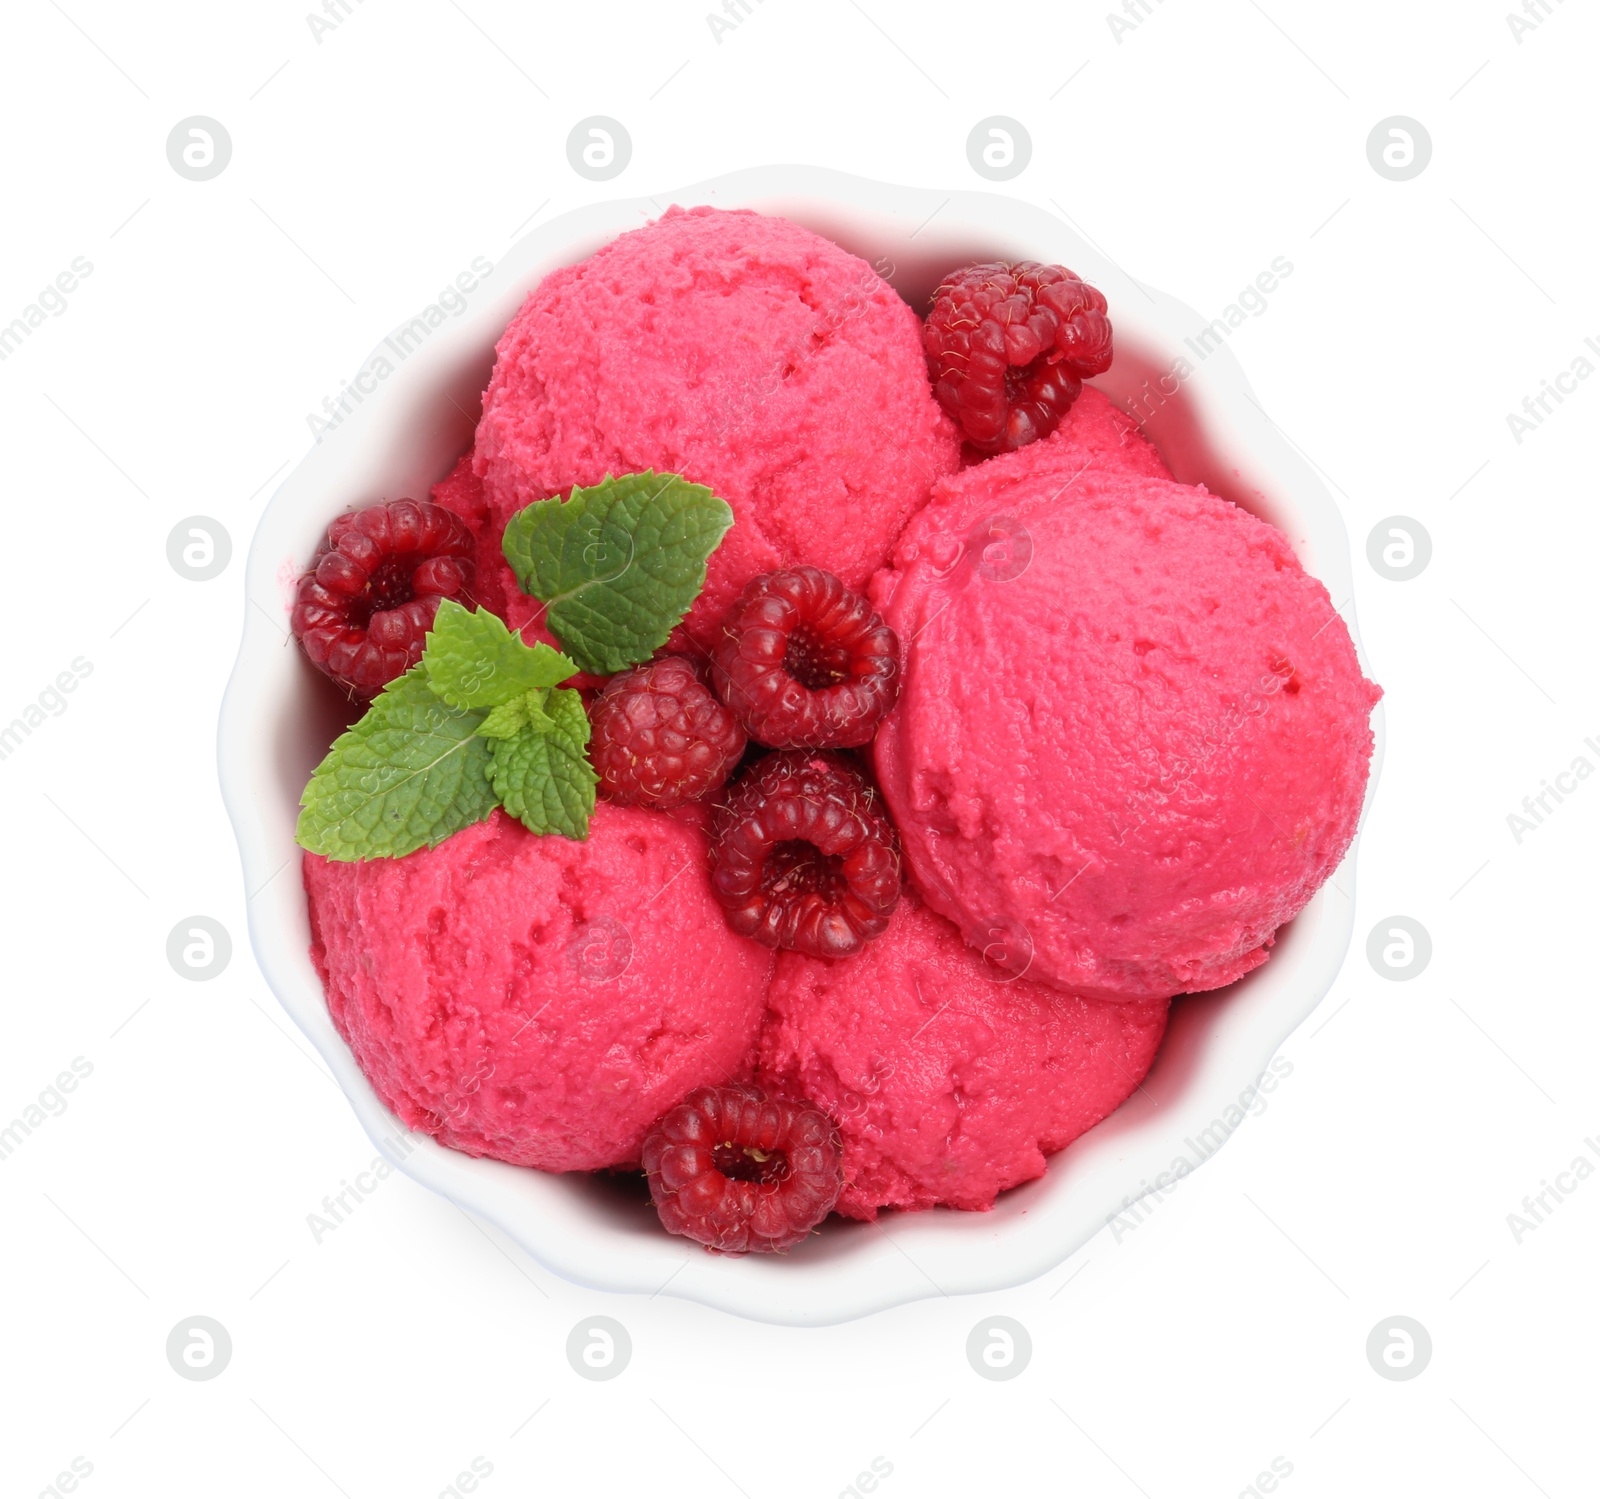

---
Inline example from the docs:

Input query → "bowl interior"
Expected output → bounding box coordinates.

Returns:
[220,167,1378,1325]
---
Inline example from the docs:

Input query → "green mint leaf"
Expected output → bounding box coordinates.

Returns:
[501,470,734,675]
[423,598,578,709]
[478,695,529,739]
[478,688,556,740]
[296,667,498,860]
[520,691,557,735]
[488,686,598,840]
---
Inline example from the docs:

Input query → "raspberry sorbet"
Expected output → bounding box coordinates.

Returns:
[305,805,772,1172]
[759,895,1169,1219]
[470,205,961,649]
[872,428,1381,1003]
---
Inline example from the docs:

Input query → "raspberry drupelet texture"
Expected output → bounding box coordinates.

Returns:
[589,657,747,809]
[641,1084,843,1253]
[923,261,1114,455]
[710,567,901,749]
[711,750,901,959]
[291,499,475,698]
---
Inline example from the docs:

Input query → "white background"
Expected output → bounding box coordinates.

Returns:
[2,1,1596,1495]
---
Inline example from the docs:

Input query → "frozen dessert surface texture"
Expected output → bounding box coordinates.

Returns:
[873,451,1380,1003]
[758,896,1169,1218]
[430,453,512,622]
[1018,384,1173,482]
[304,805,772,1172]
[471,205,962,647]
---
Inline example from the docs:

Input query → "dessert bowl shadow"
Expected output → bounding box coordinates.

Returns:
[218,166,1383,1325]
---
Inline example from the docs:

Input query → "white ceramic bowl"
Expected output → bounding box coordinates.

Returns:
[218,166,1382,1325]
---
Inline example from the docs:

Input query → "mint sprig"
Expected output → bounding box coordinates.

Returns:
[478,690,553,740]
[424,599,577,709]
[297,471,734,862]
[488,686,597,840]
[501,471,733,675]
[296,667,499,860]
[298,610,592,859]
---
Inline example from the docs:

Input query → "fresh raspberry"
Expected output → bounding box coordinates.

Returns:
[589,657,747,809]
[291,499,474,698]
[710,567,900,749]
[641,1084,843,1253]
[711,750,900,958]
[923,260,1114,455]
